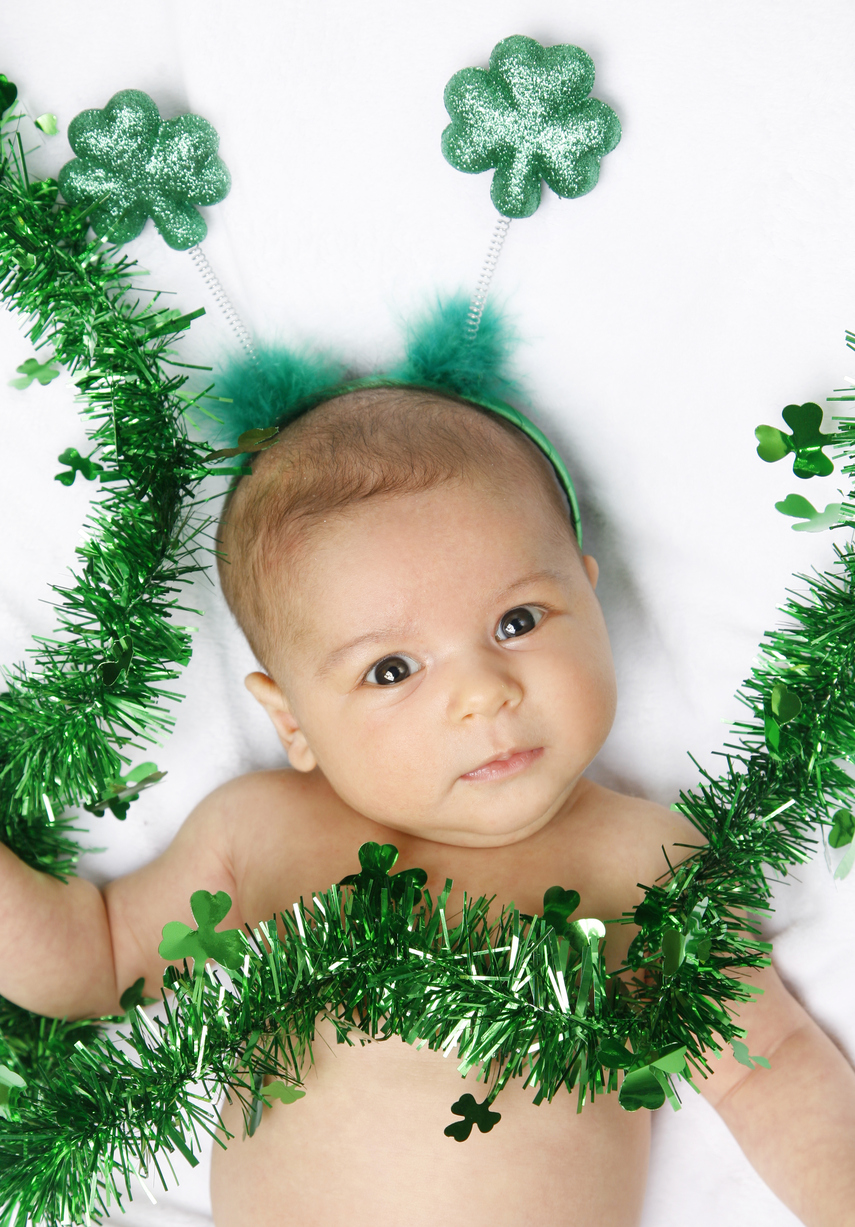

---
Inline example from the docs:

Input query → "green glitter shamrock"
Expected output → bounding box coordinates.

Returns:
[444,1093,502,1141]
[755,403,836,479]
[9,356,61,388]
[339,841,428,907]
[58,89,230,250]
[442,35,621,219]
[54,446,103,486]
[159,889,246,972]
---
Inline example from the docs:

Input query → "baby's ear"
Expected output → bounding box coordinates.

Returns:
[244,672,317,772]
[582,555,599,590]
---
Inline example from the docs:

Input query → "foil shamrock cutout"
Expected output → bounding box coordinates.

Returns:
[444,1093,502,1141]
[159,889,245,972]
[442,35,621,218]
[58,89,230,250]
[774,494,843,533]
[54,446,103,485]
[0,74,17,117]
[764,682,802,759]
[9,356,61,388]
[339,840,428,907]
[829,808,855,849]
[755,402,836,479]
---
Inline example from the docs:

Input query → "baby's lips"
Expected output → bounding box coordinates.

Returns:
[459,746,543,781]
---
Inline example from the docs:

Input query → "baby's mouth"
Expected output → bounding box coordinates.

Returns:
[459,747,543,783]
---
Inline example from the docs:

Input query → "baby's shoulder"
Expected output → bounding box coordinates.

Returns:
[568,779,704,901]
[204,767,370,925]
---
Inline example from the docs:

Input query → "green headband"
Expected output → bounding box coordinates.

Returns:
[209,298,584,547]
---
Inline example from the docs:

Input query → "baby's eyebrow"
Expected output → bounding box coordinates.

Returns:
[317,625,414,677]
[318,568,569,677]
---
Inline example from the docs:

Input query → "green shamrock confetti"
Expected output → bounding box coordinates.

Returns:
[764,682,802,758]
[442,35,621,219]
[9,356,61,388]
[775,494,844,532]
[0,1065,26,1122]
[338,841,428,906]
[204,425,279,462]
[84,760,165,820]
[444,1093,502,1141]
[829,808,855,849]
[118,978,158,1014]
[618,1066,666,1111]
[618,1047,689,1112]
[541,885,581,937]
[58,89,231,250]
[755,403,836,479]
[34,113,57,136]
[0,75,17,116]
[54,446,103,486]
[260,1080,306,1107]
[99,635,134,687]
[596,1039,635,1069]
[730,1040,771,1071]
[159,889,246,972]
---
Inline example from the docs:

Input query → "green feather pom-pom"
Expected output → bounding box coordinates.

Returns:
[391,294,522,404]
[209,295,523,451]
[209,345,346,446]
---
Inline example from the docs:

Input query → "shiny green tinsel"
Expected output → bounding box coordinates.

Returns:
[0,92,230,1136]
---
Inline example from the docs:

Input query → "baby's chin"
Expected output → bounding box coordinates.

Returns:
[366,782,577,849]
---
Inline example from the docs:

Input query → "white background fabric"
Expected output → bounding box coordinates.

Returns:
[2,2,854,1223]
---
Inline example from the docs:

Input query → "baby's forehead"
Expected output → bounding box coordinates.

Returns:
[285,480,578,636]
[218,386,576,667]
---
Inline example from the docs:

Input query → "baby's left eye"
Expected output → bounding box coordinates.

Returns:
[495,605,544,641]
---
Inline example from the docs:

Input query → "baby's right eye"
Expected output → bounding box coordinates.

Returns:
[364,654,422,686]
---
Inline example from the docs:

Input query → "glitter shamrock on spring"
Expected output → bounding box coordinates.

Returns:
[441,35,621,219]
[58,89,230,250]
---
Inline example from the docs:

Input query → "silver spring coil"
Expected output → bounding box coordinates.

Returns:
[188,244,259,365]
[465,215,512,342]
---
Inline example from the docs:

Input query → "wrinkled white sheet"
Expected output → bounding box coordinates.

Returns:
[2,2,854,1223]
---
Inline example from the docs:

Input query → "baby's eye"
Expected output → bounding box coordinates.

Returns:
[364,654,422,686]
[495,605,544,641]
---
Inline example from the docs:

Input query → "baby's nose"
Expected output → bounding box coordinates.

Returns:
[446,652,523,721]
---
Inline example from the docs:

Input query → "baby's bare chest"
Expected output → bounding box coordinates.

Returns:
[211,1017,651,1227]
[209,776,677,1225]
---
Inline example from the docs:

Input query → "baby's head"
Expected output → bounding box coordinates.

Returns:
[218,386,616,847]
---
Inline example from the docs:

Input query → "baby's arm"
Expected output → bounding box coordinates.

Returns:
[0,783,242,1021]
[700,960,855,1226]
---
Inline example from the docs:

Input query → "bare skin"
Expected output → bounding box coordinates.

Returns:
[8,477,852,1225]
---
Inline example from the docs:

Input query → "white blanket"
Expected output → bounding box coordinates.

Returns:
[2,2,854,1223]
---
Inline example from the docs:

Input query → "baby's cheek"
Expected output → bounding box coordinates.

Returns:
[326,712,441,820]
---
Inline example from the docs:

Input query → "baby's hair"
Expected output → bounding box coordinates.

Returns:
[216,385,577,671]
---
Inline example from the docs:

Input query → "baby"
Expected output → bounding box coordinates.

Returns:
[2,384,855,1226]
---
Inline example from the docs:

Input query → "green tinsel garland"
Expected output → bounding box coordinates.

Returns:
[0,83,240,1158]
[2,75,855,1227]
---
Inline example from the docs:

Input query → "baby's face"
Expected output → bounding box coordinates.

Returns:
[251,478,617,848]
